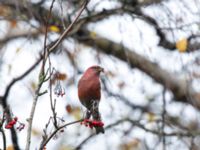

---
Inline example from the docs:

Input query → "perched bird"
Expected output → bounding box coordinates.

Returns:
[78,66,105,134]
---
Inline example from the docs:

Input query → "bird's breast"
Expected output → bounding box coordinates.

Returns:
[78,76,101,107]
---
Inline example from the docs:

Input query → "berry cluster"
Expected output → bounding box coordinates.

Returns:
[81,119,104,129]
[5,117,25,131]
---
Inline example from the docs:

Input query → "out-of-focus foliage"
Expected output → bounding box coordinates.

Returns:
[0,0,200,150]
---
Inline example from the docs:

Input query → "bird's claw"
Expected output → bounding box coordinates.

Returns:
[81,119,104,129]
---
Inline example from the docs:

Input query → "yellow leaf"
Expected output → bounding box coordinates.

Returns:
[30,81,37,91]
[176,38,188,52]
[49,25,60,32]
[6,145,14,150]
[146,112,156,122]
[90,31,97,38]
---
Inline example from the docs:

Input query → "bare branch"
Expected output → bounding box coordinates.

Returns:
[0,129,6,150]
[0,55,42,150]
[76,29,200,109]
[39,119,83,150]
[76,118,199,149]
[25,1,90,149]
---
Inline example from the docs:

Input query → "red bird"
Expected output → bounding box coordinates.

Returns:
[78,66,105,134]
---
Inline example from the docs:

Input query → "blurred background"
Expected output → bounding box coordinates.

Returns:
[1,0,200,149]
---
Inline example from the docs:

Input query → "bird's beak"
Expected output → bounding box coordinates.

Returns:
[99,67,104,73]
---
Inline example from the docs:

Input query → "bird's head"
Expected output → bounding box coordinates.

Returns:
[85,65,104,76]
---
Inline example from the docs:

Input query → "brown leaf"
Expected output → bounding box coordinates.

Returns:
[6,145,14,150]
[51,72,67,85]
[66,104,72,113]
[9,20,17,28]
[65,105,81,120]
[0,5,12,17]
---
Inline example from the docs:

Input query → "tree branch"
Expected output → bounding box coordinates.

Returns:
[1,55,42,150]
[76,29,200,109]
[39,119,83,150]
[76,118,199,149]
[25,1,89,149]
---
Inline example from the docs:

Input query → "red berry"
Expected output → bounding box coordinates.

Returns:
[5,124,12,129]
[14,117,18,121]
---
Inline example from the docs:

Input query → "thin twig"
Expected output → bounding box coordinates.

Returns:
[102,78,149,112]
[76,119,130,149]
[0,1,89,149]
[0,129,6,150]
[162,88,166,150]
[42,0,56,73]
[48,59,58,129]
[25,1,89,149]
[0,113,6,150]
[25,0,56,148]
[1,55,42,150]
[45,0,59,129]
[25,79,45,150]
[39,119,83,150]
[76,118,200,149]
[47,0,89,55]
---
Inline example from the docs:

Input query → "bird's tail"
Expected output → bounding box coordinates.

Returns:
[95,126,105,134]
[92,107,105,134]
